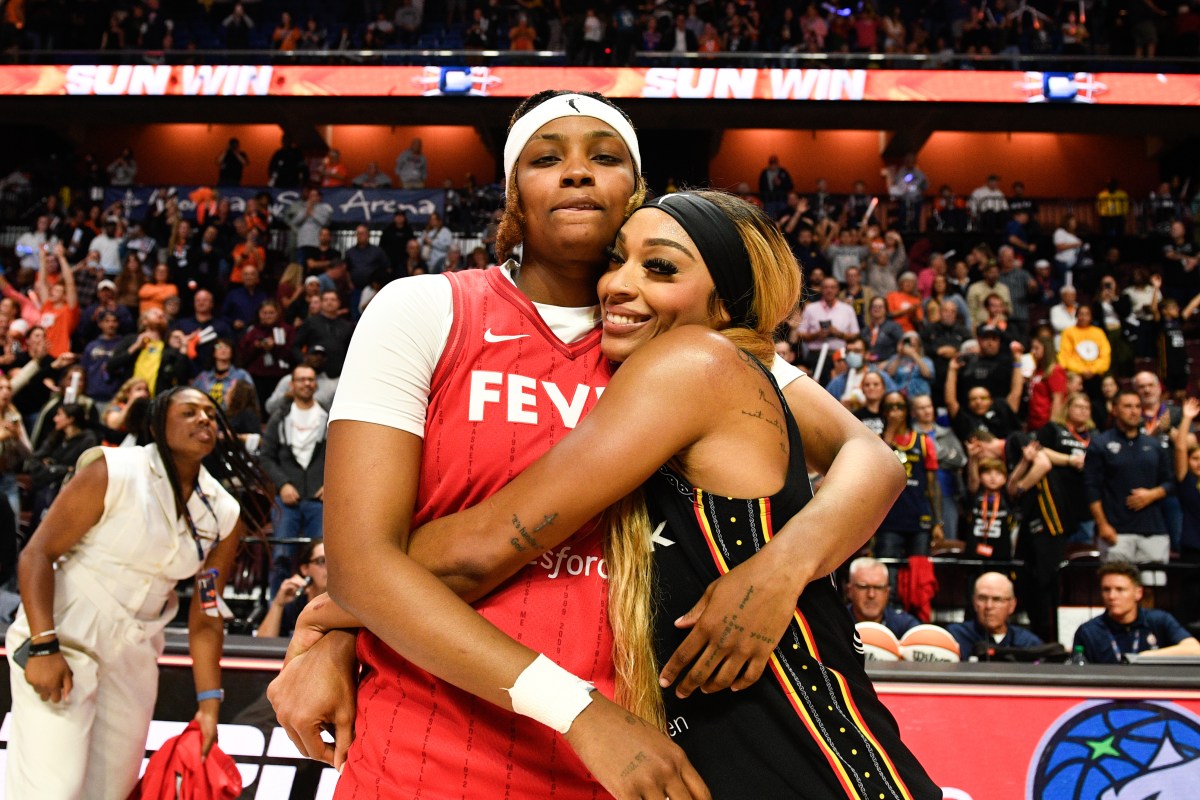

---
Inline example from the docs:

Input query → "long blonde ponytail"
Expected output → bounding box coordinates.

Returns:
[603,489,667,730]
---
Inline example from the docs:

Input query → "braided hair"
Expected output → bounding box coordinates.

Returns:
[144,386,274,538]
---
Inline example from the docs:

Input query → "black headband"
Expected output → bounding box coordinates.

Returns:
[640,193,756,329]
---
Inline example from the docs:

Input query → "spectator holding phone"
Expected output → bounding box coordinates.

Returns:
[256,541,326,639]
[796,276,858,368]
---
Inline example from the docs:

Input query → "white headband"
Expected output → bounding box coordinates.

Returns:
[502,93,641,186]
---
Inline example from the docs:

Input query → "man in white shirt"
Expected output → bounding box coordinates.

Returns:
[14,215,58,271]
[260,363,329,595]
[968,174,1009,233]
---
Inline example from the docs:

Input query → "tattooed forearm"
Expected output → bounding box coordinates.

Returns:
[511,512,556,552]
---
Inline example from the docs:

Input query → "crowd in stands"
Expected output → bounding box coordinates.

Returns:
[3,0,1199,60]
[764,149,1200,648]
[2,137,1200,649]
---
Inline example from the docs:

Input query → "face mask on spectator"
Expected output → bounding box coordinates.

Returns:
[845,352,864,369]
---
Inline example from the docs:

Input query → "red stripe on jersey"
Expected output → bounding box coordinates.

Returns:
[342,267,615,799]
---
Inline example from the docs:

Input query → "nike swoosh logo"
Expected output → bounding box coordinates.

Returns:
[484,329,530,343]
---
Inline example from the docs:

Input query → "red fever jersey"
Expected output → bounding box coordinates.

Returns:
[341,267,616,799]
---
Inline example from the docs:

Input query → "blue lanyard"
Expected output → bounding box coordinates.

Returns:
[183,480,217,562]
[1108,624,1141,663]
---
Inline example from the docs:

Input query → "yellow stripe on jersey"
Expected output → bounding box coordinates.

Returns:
[1036,478,1065,536]
[692,492,915,800]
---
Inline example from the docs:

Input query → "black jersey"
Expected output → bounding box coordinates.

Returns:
[645,361,939,800]
[966,489,1015,561]
[1036,423,1090,534]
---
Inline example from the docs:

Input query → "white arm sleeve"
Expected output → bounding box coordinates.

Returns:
[328,274,453,438]
[771,354,806,389]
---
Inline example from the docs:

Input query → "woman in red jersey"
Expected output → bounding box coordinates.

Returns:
[270,93,909,799]
[397,190,940,798]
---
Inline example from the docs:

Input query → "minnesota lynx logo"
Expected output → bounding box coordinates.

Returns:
[1027,701,1200,799]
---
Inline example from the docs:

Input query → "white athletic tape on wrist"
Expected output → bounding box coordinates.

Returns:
[502,93,642,186]
[507,654,596,734]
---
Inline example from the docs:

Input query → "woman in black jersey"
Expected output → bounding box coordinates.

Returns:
[406,190,939,798]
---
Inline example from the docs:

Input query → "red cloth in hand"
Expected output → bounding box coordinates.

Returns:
[126,719,242,800]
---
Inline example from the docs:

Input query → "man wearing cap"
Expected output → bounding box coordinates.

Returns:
[846,557,920,638]
[76,278,133,349]
[1031,258,1059,310]
[947,572,1042,660]
[80,309,124,403]
[948,323,1023,416]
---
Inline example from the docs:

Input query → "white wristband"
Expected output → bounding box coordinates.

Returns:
[506,654,596,735]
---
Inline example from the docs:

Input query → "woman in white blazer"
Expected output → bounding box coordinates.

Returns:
[6,386,272,799]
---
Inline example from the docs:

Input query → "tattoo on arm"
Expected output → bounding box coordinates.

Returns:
[738,388,789,453]
[510,512,556,553]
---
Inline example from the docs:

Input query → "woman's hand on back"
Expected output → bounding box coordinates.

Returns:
[658,549,800,698]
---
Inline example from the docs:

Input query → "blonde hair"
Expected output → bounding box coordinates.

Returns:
[279,261,304,290]
[605,190,801,728]
[113,376,149,406]
[1057,391,1096,429]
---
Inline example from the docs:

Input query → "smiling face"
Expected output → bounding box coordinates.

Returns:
[597,208,722,363]
[514,115,637,269]
[164,388,219,460]
[861,371,886,403]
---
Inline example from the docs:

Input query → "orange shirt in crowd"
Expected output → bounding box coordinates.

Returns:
[321,161,348,188]
[41,301,78,358]
[138,282,179,315]
[230,243,266,284]
[886,290,923,333]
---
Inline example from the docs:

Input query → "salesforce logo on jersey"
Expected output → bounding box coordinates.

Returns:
[1027,700,1200,799]
[0,714,339,798]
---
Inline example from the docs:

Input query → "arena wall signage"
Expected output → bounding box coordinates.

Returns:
[104,186,445,226]
[2,651,1198,798]
[2,65,1198,105]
